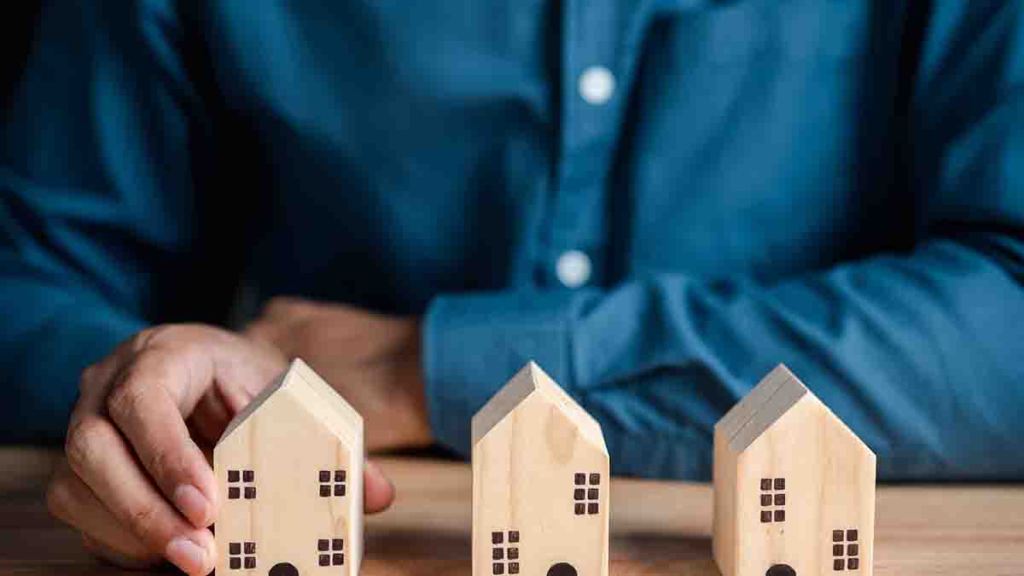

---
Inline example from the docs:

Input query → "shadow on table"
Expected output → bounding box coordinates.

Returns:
[365,529,721,575]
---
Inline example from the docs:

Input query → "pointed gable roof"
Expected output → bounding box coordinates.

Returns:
[717,364,864,453]
[217,358,362,447]
[471,362,606,452]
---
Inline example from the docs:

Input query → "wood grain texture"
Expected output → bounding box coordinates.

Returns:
[714,366,876,576]
[472,363,609,576]
[214,359,364,575]
[0,451,1022,575]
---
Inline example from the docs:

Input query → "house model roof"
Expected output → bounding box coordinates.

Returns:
[217,358,363,447]
[471,362,606,452]
[716,364,861,453]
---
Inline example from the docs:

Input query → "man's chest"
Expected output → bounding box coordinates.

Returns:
[197,0,913,298]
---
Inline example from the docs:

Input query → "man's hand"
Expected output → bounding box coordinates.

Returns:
[245,297,433,451]
[46,324,396,575]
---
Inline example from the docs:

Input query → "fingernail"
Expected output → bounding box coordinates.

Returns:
[174,484,211,526]
[166,537,207,575]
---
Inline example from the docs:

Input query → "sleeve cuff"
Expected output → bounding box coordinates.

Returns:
[5,308,144,442]
[423,290,585,456]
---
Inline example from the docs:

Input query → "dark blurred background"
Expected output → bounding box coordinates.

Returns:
[2,3,42,111]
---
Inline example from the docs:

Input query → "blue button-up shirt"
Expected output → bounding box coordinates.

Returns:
[3,1,1023,479]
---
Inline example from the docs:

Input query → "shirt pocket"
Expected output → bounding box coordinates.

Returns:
[657,0,870,66]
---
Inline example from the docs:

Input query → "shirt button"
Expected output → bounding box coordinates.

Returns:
[556,250,592,288]
[578,66,615,105]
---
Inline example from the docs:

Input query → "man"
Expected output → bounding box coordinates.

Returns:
[2,1,1022,574]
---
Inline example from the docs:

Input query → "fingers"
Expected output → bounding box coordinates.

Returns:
[63,414,216,575]
[47,461,157,565]
[363,459,395,514]
[105,349,217,527]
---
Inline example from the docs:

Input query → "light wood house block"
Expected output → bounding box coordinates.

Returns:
[472,362,609,576]
[713,365,876,576]
[214,359,364,576]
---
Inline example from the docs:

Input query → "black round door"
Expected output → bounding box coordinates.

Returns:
[766,564,796,576]
[269,562,299,576]
[547,563,577,576]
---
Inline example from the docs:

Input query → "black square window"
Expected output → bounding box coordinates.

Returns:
[492,529,519,574]
[574,473,586,485]
[319,469,347,498]
[227,470,255,502]
[575,472,601,517]
[759,477,785,523]
[316,539,344,566]
[227,541,256,571]
[832,527,860,571]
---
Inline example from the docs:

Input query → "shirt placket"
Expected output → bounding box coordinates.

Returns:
[545,0,636,290]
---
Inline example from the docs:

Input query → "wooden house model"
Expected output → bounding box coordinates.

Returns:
[214,359,363,576]
[713,365,876,576]
[471,362,609,576]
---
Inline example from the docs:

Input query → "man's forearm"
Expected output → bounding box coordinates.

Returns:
[423,235,1024,480]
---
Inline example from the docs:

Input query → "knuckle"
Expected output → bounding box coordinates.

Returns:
[129,327,160,352]
[44,479,72,521]
[78,364,100,391]
[145,443,181,484]
[106,381,148,423]
[123,501,160,541]
[64,417,108,473]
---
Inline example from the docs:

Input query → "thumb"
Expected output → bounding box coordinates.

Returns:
[363,460,395,514]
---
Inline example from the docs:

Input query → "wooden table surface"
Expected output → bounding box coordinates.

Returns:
[1,447,1022,576]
